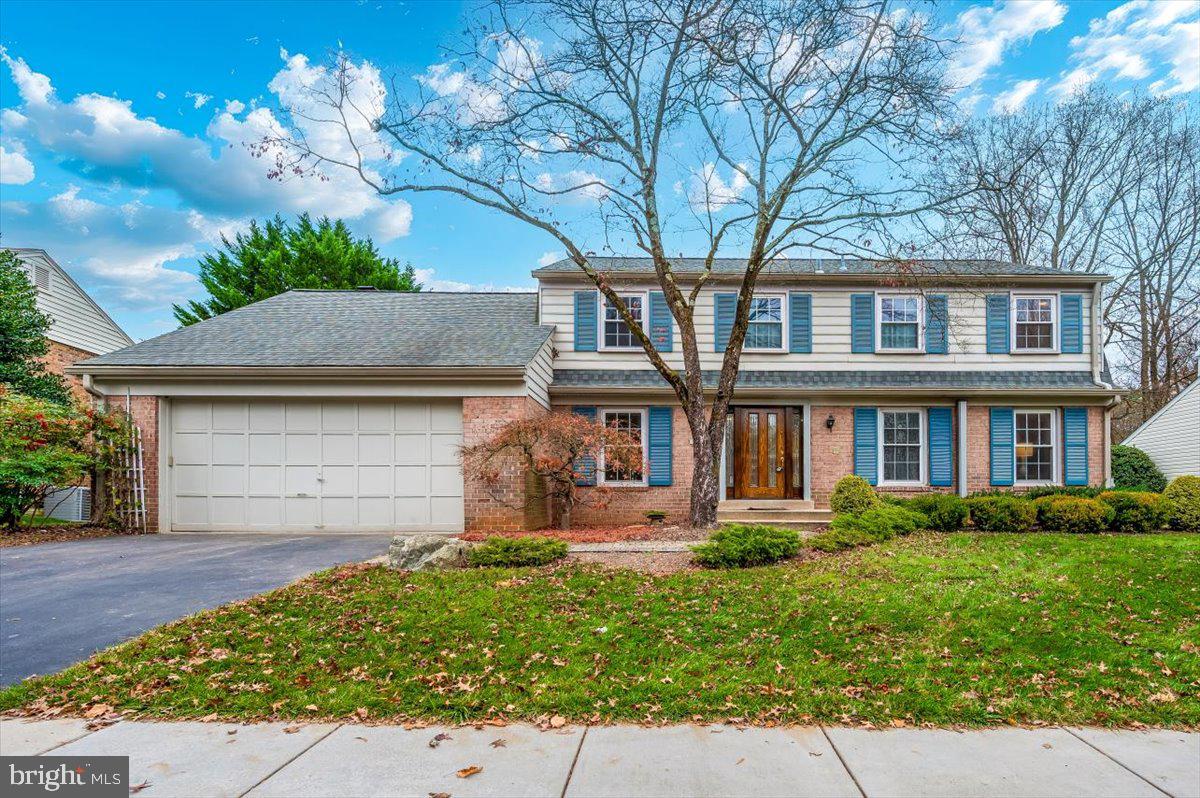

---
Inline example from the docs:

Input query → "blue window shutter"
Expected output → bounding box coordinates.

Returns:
[1060,294,1083,354]
[574,290,598,352]
[647,406,673,486]
[648,291,673,352]
[989,407,1014,486]
[789,292,812,354]
[925,294,948,354]
[986,294,1010,354]
[714,293,736,352]
[928,407,954,487]
[572,406,598,486]
[1063,407,1089,486]
[853,407,878,486]
[850,294,875,353]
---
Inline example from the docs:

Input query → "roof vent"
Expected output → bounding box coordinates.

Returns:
[356,285,378,291]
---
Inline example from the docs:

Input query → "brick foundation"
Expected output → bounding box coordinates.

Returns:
[462,396,550,532]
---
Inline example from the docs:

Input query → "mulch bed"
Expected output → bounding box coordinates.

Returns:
[0,526,145,548]
[459,524,711,543]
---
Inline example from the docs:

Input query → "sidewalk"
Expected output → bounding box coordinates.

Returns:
[2,717,1196,798]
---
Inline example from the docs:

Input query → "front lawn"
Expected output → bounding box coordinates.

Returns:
[3,533,1197,727]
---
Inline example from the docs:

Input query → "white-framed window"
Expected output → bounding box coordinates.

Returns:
[599,408,647,486]
[601,292,647,350]
[744,294,786,352]
[877,294,923,351]
[878,408,925,485]
[1011,294,1057,352]
[1014,409,1057,484]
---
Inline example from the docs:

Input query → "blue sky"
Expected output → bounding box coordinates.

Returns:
[1,0,1197,341]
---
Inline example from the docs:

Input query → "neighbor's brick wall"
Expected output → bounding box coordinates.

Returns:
[42,339,97,405]
[462,396,550,532]
[561,404,695,527]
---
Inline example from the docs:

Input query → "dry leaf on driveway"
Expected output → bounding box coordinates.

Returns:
[429,733,452,748]
[456,766,483,778]
[490,738,506,748]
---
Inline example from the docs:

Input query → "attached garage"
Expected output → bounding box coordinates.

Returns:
[168,398,465,533]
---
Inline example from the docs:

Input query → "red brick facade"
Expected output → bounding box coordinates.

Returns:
[41,339,97,405]
[462,396,551,532]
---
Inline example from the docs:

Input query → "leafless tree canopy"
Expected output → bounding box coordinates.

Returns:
[935,90,1200,436]
[269,0,959,525]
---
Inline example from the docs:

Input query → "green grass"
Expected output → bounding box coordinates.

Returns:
[3,533,1198,727]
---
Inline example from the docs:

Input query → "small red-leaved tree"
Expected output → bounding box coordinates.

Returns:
[461,413,642,529]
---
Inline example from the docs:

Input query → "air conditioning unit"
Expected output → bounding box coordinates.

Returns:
[43,486,91,522]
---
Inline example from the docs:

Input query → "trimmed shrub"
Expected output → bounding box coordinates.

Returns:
[829,505,929,542]
[904,494,969,532]
[1111,445,1167,493]
[1037,496,1114,534]
[966,495,1037,533]
[1164,475,1200,532]
[1097,491,1173,533]
[829,475,881,516]
[692,524,801,568]
[1024,485,1103,500]
[879,494,910,506]
[809,525,874,552]
[468,536,568,567]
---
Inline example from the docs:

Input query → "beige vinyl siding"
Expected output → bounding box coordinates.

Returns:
[524,336,555,409]
[1124,380,1200,479]
[16,250,133,354]
[541,283,1094,372]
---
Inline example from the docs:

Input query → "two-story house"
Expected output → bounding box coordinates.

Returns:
[68,258,1117,535]
[7,248,133,403]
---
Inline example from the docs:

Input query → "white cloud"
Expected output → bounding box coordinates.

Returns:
[185,91,213,109]
[0,186,207,312]
[0,49,411,238]
[0,145,34,184]
[412,267,533,293]
[1052,0,1200,98]
[991,78,1042,113]
[0,47,53,105]
[948,1,1067,88]
[688,163,749,212]
[534,170,610,204]
[224,99,246,115]
[155,90,166,100]
[537,250,564,267]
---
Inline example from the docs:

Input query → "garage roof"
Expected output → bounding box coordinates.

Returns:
[79,290,554,369]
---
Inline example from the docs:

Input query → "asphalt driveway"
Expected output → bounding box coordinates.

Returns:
[0,534,391,686]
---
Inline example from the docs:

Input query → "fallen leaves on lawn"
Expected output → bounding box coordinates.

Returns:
[456,766,482,779]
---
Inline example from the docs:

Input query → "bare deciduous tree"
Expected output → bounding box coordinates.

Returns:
[265,0,958,526]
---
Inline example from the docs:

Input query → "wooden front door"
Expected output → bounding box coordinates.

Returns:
[734,407,788,499]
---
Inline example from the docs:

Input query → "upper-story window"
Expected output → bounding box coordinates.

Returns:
[877,294,922,351]
[745,295,785,351]
[1012,294,1056,352]
[602,293,645,350]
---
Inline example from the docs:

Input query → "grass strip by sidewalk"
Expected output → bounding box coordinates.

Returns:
[2,533,1197,727]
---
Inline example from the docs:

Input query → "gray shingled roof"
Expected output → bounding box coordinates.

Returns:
[81,291,553,368]
[552,369,1112,391]
[533,256,1103,279]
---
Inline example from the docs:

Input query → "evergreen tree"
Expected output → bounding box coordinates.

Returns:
[0,250,71,406]
[173,214,420,326]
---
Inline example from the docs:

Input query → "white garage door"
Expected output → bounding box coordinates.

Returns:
[169,399,464,532]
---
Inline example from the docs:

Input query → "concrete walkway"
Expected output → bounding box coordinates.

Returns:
[2,718,1196,798]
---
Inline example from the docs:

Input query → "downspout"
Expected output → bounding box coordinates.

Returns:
[956,399,968,497]
[1091,285,1104,385]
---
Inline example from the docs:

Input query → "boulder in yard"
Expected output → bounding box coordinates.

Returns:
[388,534,473,571]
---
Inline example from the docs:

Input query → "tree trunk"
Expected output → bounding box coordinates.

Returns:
[685,404,721,528]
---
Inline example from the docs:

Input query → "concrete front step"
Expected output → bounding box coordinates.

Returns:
[719,499,816,511]
[717,518,830,530]
[717,510,833,523]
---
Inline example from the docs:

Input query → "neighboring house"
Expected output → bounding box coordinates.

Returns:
[7,248,134,402]
[68,259,1119,534]
[1123,378,1200,480]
